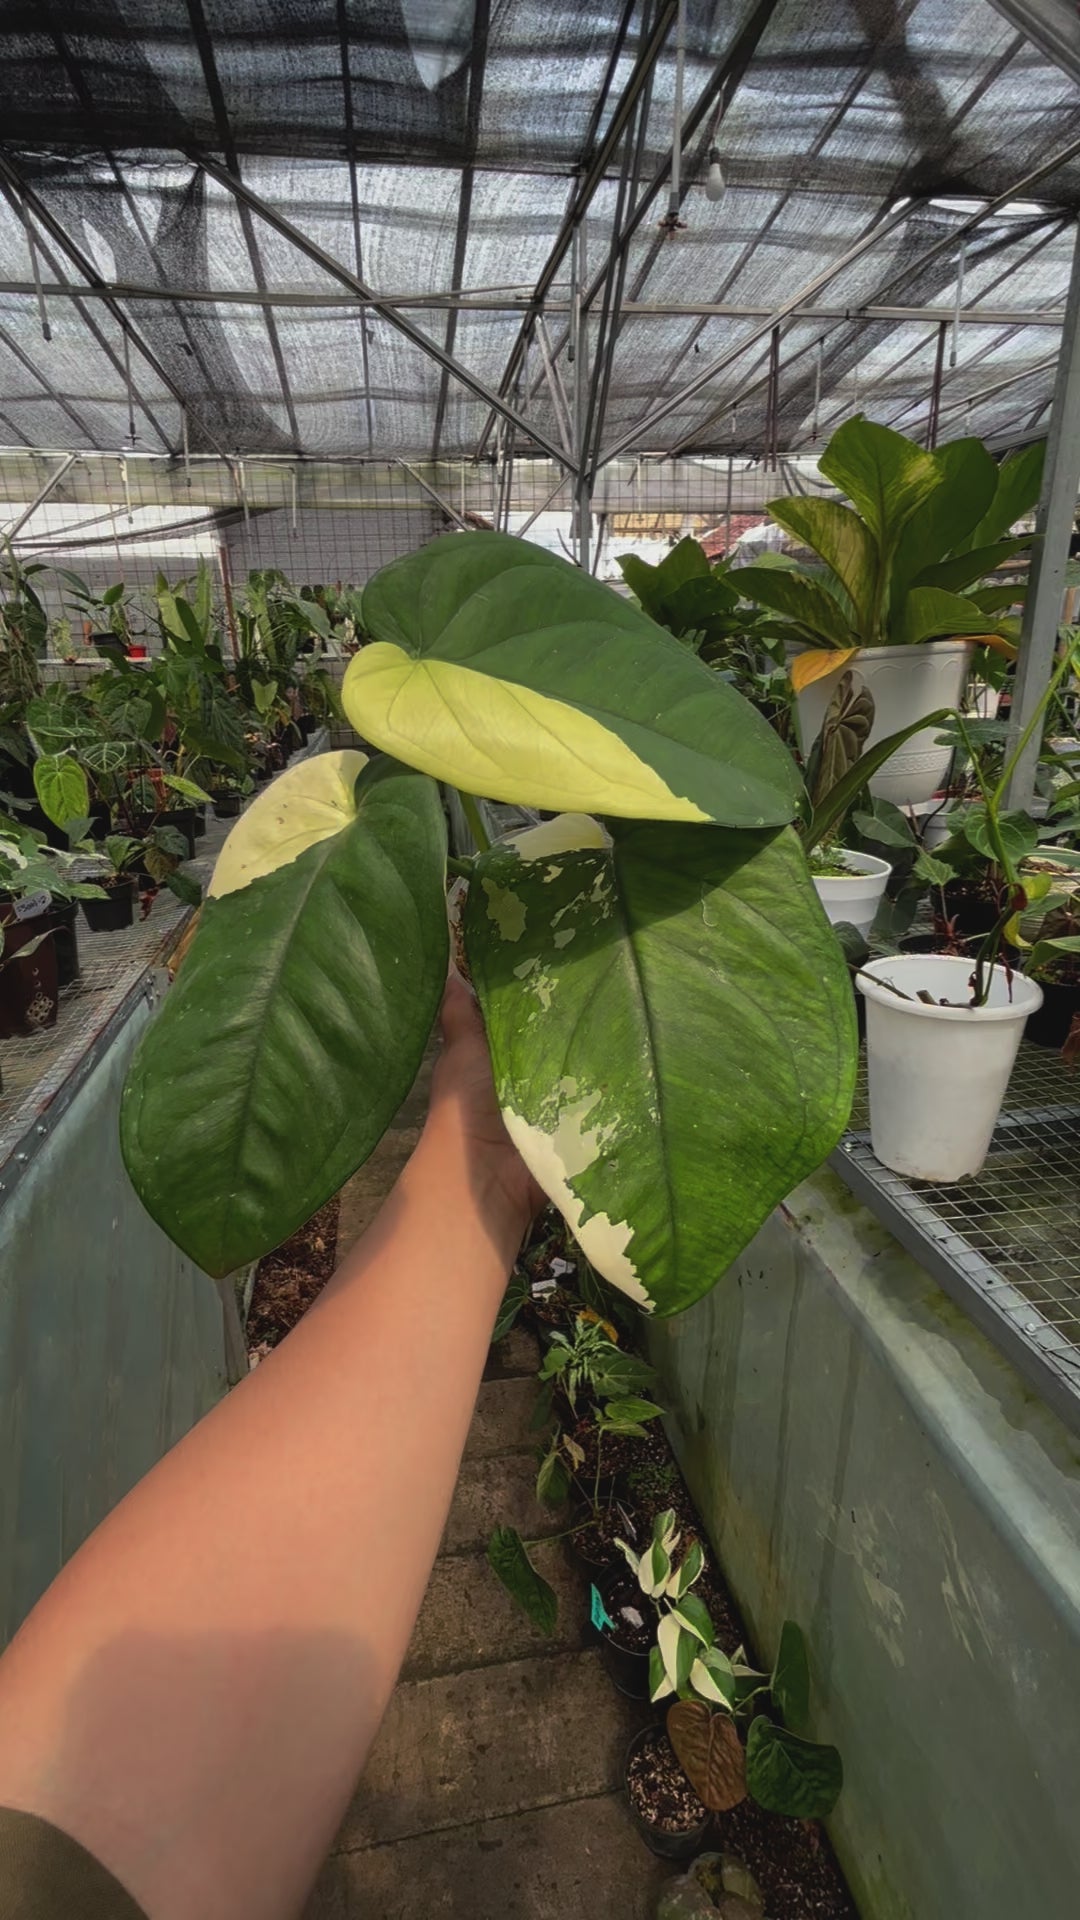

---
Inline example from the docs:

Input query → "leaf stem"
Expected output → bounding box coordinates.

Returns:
[446,854,475,879]
[458,789,492,854]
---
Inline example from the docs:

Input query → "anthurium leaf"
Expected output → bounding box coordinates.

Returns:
[536,1440,571,1507]
[345,532,801,828]
[962,806,1038,866]
[493,1267,530,1341]
[805,707,953,851]
[807,669,875,808]
[818,415,942,551]
[667,1699,747,1812]
[767,496,877,631]
[463,815,855,1315]
[32,753,89,830]
[736,567,857,651]
[164,771,213,804]
[771,1620,811,1730]
[745,1717,843,1819]
[486,1527,558,1634]
[121,755,447,1275]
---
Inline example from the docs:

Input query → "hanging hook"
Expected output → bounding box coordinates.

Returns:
[812,336,824,442]
[181,406,191,485]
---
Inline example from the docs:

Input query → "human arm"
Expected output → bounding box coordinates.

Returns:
[0,977,538,1920]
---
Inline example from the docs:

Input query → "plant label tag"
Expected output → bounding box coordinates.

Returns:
[590,1583,615,1634]
[13,890,51,923]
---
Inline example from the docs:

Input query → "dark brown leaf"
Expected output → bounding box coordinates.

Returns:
[667,1698,748,1811]
[809,669,875,807]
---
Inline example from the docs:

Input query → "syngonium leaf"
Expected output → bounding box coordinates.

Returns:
[121,752,448,1276]
[344,531,802,829]
[463,813,856,1315]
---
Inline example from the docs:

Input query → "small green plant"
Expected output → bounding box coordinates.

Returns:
[618,1513,843,1820]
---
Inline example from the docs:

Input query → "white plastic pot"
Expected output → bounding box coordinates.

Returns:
[791,641,973,806]
[812,851,891,938]
[858,954,1043,1182]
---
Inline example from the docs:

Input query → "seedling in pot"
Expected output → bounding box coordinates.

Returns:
[618,1515,842,1822]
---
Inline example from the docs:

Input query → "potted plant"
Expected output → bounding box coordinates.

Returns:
[78,835,143,931]
[0,825,105,1033]
[617,1516,841,1856]
[735,417,1041,805]
[1007,851,1080,1051]
[856,639,1078,1182]
[487,1313,664,1626]
[121,531,857,1317]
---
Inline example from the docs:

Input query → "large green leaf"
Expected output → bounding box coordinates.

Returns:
[486,1526,558,1634]
[818,416,942,552]
[735,566,858,650]
[618,538,739,645]
[121,754,448,1275]
[766,497,877,633]
[965,440,1045,549]
[463,814,856,1315]
[771,1620,810,1730]
[745,1718,842,1819]
[32,753,89,830]
[893,586,998,647]
[914,537,1029,597]
[889,437,998,614]
[344,532,802,829]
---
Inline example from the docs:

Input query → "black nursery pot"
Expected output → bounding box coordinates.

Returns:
[0,906,59,1038]
[597,1567,653,1699]
[624,1725,712,1862]
[191,805,207,840]
[297,713,316,743]
[49,898,81,988]
[1025,979,1080,1050]
[81,878,136,932]
[161,808,198,858]
[212,791,243,819]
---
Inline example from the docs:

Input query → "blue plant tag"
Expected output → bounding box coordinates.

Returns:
[590,1582,615,1633]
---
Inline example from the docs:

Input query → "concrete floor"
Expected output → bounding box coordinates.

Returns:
[302,1066,666,1920]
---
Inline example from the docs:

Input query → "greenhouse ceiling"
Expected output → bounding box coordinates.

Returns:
[0,0,1079,470]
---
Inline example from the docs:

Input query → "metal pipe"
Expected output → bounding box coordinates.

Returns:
[667,0,687,222]
[2,452,78,541]
[397,459,471,530]
[1003,218,1080,810]
[599,196,925,465]
[188,149,574,473]
[0,279,1070,328]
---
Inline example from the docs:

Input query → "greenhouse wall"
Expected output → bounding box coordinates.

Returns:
[648,1170,1080,1920]
[0,992,228,1646]
[222,504,442,586]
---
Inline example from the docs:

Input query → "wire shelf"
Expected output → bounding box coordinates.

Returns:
[834,1044,1080,1436]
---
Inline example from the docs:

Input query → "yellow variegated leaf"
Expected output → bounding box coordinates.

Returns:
[209,749,368,899]
[790,647,858,694]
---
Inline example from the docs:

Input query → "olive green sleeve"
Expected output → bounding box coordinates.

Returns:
[0,1807,148,1919]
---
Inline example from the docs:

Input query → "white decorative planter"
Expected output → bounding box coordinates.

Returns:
[858,954,1043,1183]
[791,641,973,806]
[812,851,891,938]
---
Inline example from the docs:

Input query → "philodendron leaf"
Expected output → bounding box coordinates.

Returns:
[744,1717,843,1819]
[463,814,856,1315]
[344,531,802,828]
[486,1526,558,1635]
[771,1620,811,1730]
[121,752,448,1275]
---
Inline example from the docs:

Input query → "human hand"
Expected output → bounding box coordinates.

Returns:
[428,970,546,1237]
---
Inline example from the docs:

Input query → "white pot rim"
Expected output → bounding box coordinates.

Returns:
[813,851,891,881]
[858,954,1043,1022]
[787,639,975,663]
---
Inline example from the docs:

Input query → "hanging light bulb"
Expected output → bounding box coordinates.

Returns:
[705,146,726,204]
